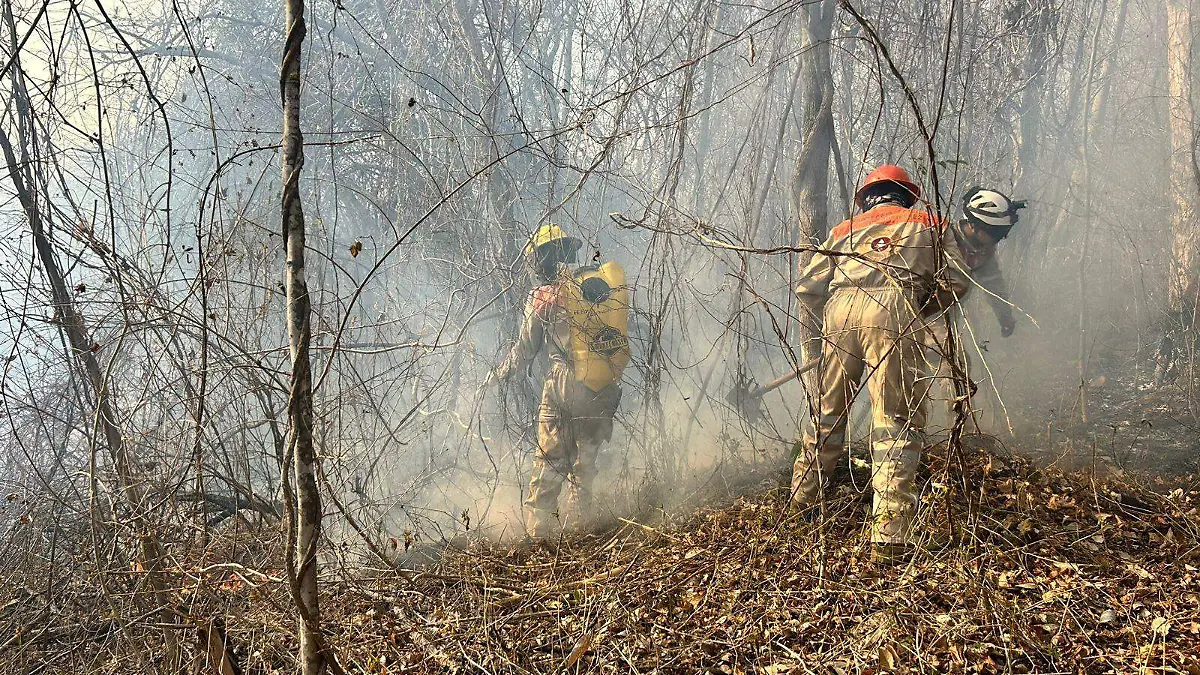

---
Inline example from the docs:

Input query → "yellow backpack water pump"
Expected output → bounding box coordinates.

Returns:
[559,262,631,391]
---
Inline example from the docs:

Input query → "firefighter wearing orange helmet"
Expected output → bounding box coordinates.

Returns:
[489,224,631,539]
[790,165,972,562]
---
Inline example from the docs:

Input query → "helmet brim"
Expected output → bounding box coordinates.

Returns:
[532,236,583,256]
[964,207,1018,229]
[526,235,583,257]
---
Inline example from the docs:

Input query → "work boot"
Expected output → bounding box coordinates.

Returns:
[871,529,957,564]
[915,532,954,554]
[564,485,598,532]
[785,499,819,524]
[524,508,558,541]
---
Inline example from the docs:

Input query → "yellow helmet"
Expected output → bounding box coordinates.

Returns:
[524,223,582,257]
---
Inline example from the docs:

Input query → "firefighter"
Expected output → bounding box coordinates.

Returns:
[489,224,631,539]
[944,187,1023,339]
[790,165,973,562]
[923,187,1024,417]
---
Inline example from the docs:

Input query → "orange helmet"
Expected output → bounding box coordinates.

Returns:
[854,164,921,209]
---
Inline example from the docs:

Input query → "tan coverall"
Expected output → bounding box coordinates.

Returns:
[496,281,621,537]
[792,203,972,544]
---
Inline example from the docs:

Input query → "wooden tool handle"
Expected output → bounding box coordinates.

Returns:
[745,360,818,399]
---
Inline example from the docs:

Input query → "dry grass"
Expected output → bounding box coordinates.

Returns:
[4,441,1200,674]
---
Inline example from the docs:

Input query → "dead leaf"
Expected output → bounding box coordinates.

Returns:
[1152,616,1170,637]
[349,241,363,258]
[563,632,593,669]
[1127,564,1154,580]
[878,644,899,671]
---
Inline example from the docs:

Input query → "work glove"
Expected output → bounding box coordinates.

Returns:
[998,313,1016,338]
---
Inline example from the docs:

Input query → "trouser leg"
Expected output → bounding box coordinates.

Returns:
[925,311,983,433]
[564,435,599,523]
[564,382,619,523]
[919,314,954,425]
[525,374,573,538]
[526,370,620,537]
[791,298,865,509]
[863,312,925,545]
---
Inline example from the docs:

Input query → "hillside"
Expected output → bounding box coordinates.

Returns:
[61,443,1197,675]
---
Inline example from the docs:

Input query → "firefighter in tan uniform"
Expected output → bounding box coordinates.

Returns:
[490,224,630,539]
[791,165,972,561]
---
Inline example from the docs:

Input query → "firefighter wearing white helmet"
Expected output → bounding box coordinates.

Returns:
[952,187,1024,338]
[489,223,631,539]
[921,187,1024,425]
[965,188,1022,231]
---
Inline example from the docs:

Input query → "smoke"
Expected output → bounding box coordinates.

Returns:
[0,0,1193,564]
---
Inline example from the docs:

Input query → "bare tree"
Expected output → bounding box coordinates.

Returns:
[1160,0,1200,390]
[0,3,181,669]
[793,0,836,389]
[1168,0,1200,304]
[279,0,333,672]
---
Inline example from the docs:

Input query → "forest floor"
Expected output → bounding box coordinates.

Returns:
[5,436,1200,674]
[206,438,1200,675]
[1001,352,1200,477]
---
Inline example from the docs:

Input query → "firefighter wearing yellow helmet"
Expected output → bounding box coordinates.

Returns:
[490,223,631,538]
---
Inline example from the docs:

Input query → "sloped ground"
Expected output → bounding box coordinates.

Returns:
[4,441,1200,674]
[247,443,1199,674]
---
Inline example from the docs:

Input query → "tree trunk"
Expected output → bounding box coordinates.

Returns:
[1013,0,1053,189]
[1074,0,1111,423]
[280,0,331,672]
[1168,0,1200,318]
[793,0,836,387]
[1158,0,1200,391]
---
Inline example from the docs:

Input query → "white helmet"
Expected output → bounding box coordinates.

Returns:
[962,187,1022,230]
